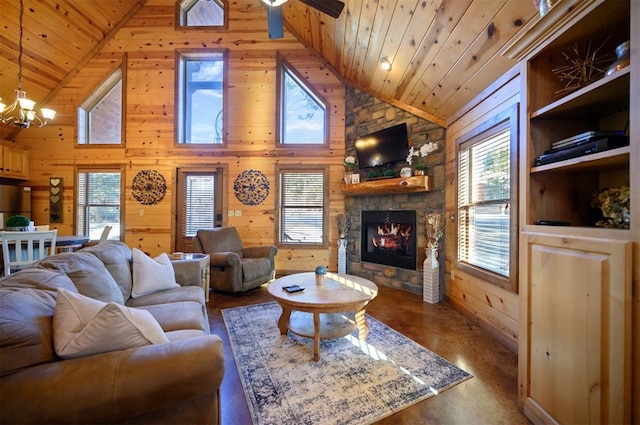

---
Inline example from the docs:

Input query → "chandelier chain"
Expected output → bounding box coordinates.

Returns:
[18,0,24,91]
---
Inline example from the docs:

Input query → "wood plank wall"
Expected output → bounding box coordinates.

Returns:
[444,68,521,352]
[14,0,346,273]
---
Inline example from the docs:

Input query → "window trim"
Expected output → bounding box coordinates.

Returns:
[275,164,330,249]
[74,165,125,241]
[276,54,330,148]
[76,57,126,147]
[455,104,519,293]
[175,49,228,147]
[175,0,228,30]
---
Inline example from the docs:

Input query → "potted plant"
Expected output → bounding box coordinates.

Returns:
[413,163,426,176]
[5,214,30,231]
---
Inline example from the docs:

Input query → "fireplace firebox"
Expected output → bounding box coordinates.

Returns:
[361,210,416,270]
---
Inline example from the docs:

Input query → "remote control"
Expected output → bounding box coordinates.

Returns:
[283,285,305,293]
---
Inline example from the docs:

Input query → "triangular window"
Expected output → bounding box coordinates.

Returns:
[78,68,123,145]
[178,0,225,27]
[278,58,328,145]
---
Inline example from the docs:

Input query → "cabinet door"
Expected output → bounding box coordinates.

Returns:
[519,232,631,425]
[2,145,29,180]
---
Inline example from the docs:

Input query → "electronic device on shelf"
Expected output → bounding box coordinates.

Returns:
[533,134,629,167]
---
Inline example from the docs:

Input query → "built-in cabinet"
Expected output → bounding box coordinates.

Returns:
[510,0,636,423]
[519,230,631,424]
[0,140,29,180]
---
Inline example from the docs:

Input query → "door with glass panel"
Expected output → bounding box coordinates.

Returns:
[175,168,224,252]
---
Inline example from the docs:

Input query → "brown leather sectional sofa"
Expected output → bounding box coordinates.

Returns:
[0,241,224,424]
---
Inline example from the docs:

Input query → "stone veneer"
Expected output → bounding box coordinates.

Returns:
[344,87,446,296]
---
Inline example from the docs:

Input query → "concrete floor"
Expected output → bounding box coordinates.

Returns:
[208,284,530,425]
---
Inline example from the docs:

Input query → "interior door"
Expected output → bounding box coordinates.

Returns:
[175,167,224,252]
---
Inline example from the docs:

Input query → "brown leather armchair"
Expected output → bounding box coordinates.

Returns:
[193,227,277,293]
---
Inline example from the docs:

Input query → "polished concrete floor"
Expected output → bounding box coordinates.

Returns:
[208,284,530,425]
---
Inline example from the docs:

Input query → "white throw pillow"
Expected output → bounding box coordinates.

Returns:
[53,288,169,359]
[131,248,180,298]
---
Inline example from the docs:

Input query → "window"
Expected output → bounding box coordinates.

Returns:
[277,57,328,146]
[177,0,226,27]
[176,50,226,144]
[76,168,123,241]
[78,67,123,145]
[457,105,518,291]
[276,166,328,246]
[176,167,224,252]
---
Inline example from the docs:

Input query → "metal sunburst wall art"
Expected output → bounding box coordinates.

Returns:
[132,170,167,206]
[234,170,270,206]
[552,38,614,97]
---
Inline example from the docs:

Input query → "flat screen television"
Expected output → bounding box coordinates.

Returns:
[354,123,409,168]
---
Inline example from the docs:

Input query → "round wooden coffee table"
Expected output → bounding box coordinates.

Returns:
[267,272,378,361]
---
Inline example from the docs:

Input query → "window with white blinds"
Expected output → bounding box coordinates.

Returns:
[457,113,515,281]
[278,169,326,245]
[76,169,122,240]
[182,174,216,237]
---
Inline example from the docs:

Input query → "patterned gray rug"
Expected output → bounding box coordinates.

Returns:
[222,302,471,425]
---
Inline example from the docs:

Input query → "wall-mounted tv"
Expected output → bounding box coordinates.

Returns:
[354,123,409,168]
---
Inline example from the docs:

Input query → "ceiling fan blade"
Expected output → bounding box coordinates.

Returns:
[266,6,284,39]
[298,0,345,18]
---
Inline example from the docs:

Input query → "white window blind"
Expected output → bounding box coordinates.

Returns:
[458,126,511,277]
[76,171,121,240]
[279,171,324,244]
[182,174,215,237]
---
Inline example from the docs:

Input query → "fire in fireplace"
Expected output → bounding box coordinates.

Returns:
[361,210,417,270]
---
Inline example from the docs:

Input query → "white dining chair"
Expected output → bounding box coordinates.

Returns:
[99,225,112,244]
[0,230,58,276]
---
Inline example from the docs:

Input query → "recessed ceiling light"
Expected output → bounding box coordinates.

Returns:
[380,57,392,71]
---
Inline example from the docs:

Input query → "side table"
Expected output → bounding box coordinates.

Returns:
[170,253,211,301]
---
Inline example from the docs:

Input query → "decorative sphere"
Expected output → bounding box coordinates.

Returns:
[315,266,327,275]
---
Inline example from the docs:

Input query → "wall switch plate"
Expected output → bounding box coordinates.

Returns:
[234,210,242,216]
[227,210,234,217]
[139,209,144,216]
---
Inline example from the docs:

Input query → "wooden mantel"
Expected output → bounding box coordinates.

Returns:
[341,175,432,196]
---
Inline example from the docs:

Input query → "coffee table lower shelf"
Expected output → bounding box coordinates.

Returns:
[287,311,356,340]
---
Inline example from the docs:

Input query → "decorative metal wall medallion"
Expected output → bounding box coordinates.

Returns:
[132,170,167,205]
[233,170,270,206]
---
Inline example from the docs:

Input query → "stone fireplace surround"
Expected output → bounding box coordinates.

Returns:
[344,191,443,295]
[344,87,446,296]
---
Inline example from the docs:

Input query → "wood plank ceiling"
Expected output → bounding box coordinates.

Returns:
[0,0,539,141]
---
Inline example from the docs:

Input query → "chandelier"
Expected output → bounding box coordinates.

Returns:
[0,0,56,128]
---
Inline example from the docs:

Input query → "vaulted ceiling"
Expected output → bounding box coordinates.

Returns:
[0,0,539,141]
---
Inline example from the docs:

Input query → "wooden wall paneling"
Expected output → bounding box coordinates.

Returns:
[17,0,347,266]
[444,69,522,350]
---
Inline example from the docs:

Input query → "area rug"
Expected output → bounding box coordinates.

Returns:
[222,302,471,425]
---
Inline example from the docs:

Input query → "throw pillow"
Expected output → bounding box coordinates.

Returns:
[53,288,169,359]
[131,248,179,298]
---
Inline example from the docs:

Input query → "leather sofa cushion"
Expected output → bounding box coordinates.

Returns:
[80,242,133,300]
[126,285,205,308]
[38,252,124,304]
[137,301,207,333]
[242,257,272,282]
[0,268,77,376]
[196,227,243,253]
